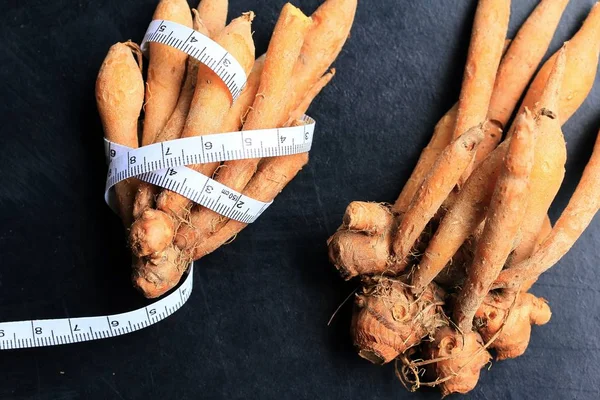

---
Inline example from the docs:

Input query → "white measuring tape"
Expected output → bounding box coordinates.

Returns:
[0,20,317,350]
[0,266,193,350]
[142,20,247,100]
[105,115,315,223]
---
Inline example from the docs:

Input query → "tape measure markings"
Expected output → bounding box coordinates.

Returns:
[0,266,193,350]
[106,120,315,189]
[141,20,245,100]
[105,117,315,223]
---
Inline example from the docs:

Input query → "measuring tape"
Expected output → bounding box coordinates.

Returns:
[0,266,193,350]
[142,20,247,100]
[105,115,315,223]
[0,20,318,350]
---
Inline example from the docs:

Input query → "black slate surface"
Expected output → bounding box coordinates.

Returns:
[0,0,599,399]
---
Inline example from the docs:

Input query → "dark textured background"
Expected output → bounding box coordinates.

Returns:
[0,0,599,399]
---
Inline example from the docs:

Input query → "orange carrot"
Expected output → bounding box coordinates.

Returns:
[184,0,357,242]
[133,13,210,219]
[475,291,551,360]
[391,126,484,264]
[342,201,394,235]
[154,7,303,224]
[509,47,567,265]
[96,42,145,226]
[425,327,491,396]
[196,0,228,37]
[142,0,192,146]
[488,0,569,128]
[494,127,600,291]
[220,54,266,133]
[411,141,508,294]
[174,3,313,241]
[453,0,510,186]
[392,105,457,214]
[453,0,510,142]
[285,69,336,126]
[520,2,600,124]
[472,0,569,169]
[454,109,536,333]
[129,13,256,258]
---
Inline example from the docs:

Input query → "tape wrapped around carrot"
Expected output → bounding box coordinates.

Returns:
[96,42,145,227]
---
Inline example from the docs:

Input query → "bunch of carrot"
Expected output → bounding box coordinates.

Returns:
[96,0,357,298]
[328,0,600,395]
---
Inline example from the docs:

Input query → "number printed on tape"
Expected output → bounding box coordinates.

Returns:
[141,20,247,100]
[0,266,193,350]
[104,116,316,224]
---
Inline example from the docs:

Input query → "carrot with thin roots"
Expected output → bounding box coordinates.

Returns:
[174,3,313,243]
[411,140,507,294]
[196,0,228,37]
[96,42,145,226]
[424,327,491,397]
[133,12,210,219]
[148,51,264,220]
[220,54,266,133]
[391,126,484,264]
[129,13,256,259]
[342,201,393,235]
[352,277,446,365]
[183,0,358,243]
[392,105,458,214]
[154,5,306,229]
[473,0,570,169]
[475,292,551,360]
[453,0,510,186]
[494,127,600,291]
[393,39,515,215]
[508,46,567,265]
[412,47,568,294]
[454,109,536,333]
[520,2,600,125]
[285,69,336,126]
[141,0,192,147]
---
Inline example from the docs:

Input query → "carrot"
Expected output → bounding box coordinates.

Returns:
[412,48,569,294]
[410,141,507,294]
[133,12,210,219]
[284,69,336,126]
[328,230,394,280]
[196,0,228,37]
[454,109,536,333]
[352,277,445,365]
[220,54,266,133]
[392,105,458,214]
[391,126,484,264]
[342,201,394,235]
[132,244,185,299]
[155,5,305,223]
[508,47,567,265]
[472,0,570,169]
[520,3,600,124]
[141,0,192,146]
[96,42,145,226]
[393,38,517,215]
[130,13,256,258]
[475,292,551,360]
[424,327,491,396]
[494,127,600,291]
[184,0,357,242]
[453,0,510,187]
